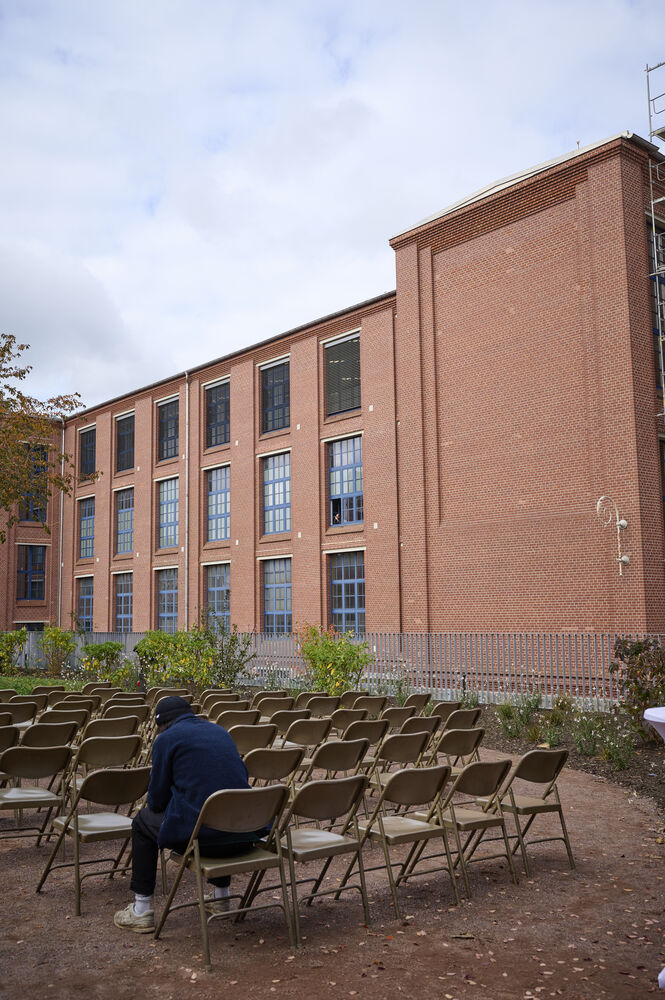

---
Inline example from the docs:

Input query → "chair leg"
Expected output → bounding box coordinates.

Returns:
[451,824,471,897]
[74,831,81,916]
[500,820,519,885]
[381,838,401,919]
[36,822,69,893]
[355,847,371,927]
[512,813,532,876]
[194,862,212,972]
[154,855,191,939]
[558,807,576,870]
[286,845,302,948]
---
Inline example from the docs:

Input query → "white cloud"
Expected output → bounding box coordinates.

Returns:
[0,0,661,408]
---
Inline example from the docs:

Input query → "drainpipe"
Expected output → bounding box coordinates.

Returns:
[185,371,190,628]
[57,417,65,627]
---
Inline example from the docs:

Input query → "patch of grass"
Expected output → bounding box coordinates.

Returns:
[0,674,82,695]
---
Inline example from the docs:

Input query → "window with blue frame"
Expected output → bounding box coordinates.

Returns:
[79,497,95,559]
[77,577,93,632]
[325,335,360,416]
[263,453,291,534]
[206,381,230,448]
[158,399,179,461]
[206,564,230,630]
[19,445,48,522]
[330,551,365,634]
[16,546,46,601]
[116,488,134,554]
[158,478,179,547]
[116,414,135,472]
[650,223,665,389]
[263,558,292,633]
[114,573,132,632]
[207,466,230,541]
[329,437,363,526]
[157,568,178,633]
[261,361,290,433]
[79,427,96,478]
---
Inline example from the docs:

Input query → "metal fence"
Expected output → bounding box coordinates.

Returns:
[13,629,650,710]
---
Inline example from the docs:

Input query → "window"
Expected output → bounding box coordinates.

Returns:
[263,453,291,534]
[19,445,48,523]
[261,361,290,433]
[207,467,230,542]
[330,551,365,634]
[650,223,665,389]
[158,399,179,461]
[79,498,95,559]
[206,381,230,448]
[17,546,46,601]
[116,414,135,472]
[116,488,134,554]
[206,564,230,630]
[15,622,45,632]
[158,478,179,548]
[114,573,133,632]
[79,427,96,478]
[263,558,292,634]
[77,578,93,632]
[329,437,363,526]
[325,335,360,416]
[157,568,178,633]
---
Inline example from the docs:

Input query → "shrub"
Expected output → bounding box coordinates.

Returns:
[0,628,27,676]
[40,625,77,677]
[540,721,564,748]
[597,714,635,770]
[135,621,255,690]
[459,688,480,709]
[611,636,665,738]
[496,690,542,739]
[296,625,372,695]
[496,701,523,739]
[80,641,125,679]
[572,711,601,756]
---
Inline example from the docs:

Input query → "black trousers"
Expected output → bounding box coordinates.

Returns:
[129,806,250,896]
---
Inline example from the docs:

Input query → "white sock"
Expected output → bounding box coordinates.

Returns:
[213,886,230,899]
[658,966,665,989]
[134,893,154,915]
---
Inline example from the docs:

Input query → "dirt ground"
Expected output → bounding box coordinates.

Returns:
[1,750,664,1000]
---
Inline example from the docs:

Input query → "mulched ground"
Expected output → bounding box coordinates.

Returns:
[1,738,665,999]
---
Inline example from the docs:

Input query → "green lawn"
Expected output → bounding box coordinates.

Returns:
[0,675,83,695]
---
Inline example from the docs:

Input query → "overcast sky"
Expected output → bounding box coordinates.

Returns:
[1,0,662,410]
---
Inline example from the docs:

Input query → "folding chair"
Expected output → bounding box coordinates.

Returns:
[227,724,277,756]
[430,701,462,726]
[493,748,575,876]
[0,689,18,702]
[81,716,140,740]
[0,745,72,842]
[103,704,150,725]
[380,706,416,731]
[0,726,20,785]
[31,685,65,697]
[37,765,151,914]
[280,774,370,947]
[352,696,387,718]
[66,735,143,795]
[3,702,38,730]
[21,721,79,747]
[155,784,294,970]
[328,708,368,737]
[281,718,332,754]
[307,696,340,717]
[404,693,431,713]
[444,708,482,732]
[399,715,440,746]
[269,710,311,742]
[296,738,370,786]
[10,694,47,712]
[53,697,99,714]
[427,727,485,772]
[346,764,458,918]
[200,691,239,713]
[245,747,305,788]
[207,700,250,720]
[82,681,111,694]
[250,689,288,708]
[215,709,261,730]
[339,690,369,708]
[256,696,295,720]
[294,691,319,709]
[366,731,430,796]
[0,713,11,728]
[40,708,90,731]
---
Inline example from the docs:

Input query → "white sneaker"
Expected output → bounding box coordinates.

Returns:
[204,895,231,916]
[113,902,155,934]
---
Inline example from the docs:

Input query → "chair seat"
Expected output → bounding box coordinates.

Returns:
[284,828,361,862]
[176,844,281,878]
[359,815,443,846]
[0,787,60,809]
[502,795,560,815]
[53,812,132,842]
[443,807,504,831]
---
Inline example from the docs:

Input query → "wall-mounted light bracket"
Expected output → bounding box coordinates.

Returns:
[596,496,629,576]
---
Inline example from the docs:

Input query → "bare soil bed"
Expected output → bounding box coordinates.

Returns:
[1,747,664,1000]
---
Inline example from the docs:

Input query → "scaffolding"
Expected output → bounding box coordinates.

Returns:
[647,62,665,420]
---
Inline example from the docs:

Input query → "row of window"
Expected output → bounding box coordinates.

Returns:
[75,437,363,561]
[71,552,365,635]
[77,335,361,477]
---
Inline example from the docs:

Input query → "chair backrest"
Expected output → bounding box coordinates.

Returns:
[381,764,451,809]
[451,759,512,799]
[307,696,341,717]
[352,696,387,717]
[31,685,65,696]
[145,687,167,705]
[294,691,318,709]
[444,708,482,731]
[0,725,20,753]
[74,735,142,769]
[512,748,569,785]
[399,715,440,737]
[329,708,368,734]
[216,709,261,730]
[103,704,150,723]
[289,774,368,822]
[380,706,416,730]
[82,681,111,693]
[0,713,12,728]
[208,699,250,719]
[41,708,90,727]
[82,716,140,740]
[269,709,310,736]
[155,688,192,700]
[200,687,234,699]
[10,693,47,711]
[201,692,240,712]
[3,702,38,724]
[255,696,295,717]
[196,784,289,837]
[0,744,72,780]
[0,689,18,702]
[376,730,429,765]
[430,701,462,724]
[434,727,485,760]
[245,747,305,782]
[342,718,390,745]
[21,721,79,747]
[78,765,151,806]
[403,693,432,712]
[227,724,277,755]
[339,690,369,708]
[94,688,123,705]
[308,738,370,774]
[250,690,288,707]
[283,717,332,748]
[106,693,146,704]
[54,696,99,712]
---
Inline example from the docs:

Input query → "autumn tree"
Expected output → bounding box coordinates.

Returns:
[0,333,82,543]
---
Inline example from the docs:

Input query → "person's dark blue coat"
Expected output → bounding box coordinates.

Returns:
[147,713,254,849]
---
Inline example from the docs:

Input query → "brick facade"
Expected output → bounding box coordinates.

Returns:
[2,133,665,634]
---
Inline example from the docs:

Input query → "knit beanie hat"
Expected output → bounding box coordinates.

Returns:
[154,695,194,727]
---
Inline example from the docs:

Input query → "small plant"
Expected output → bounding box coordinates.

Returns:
[496,700,523,739]
[525,721,542,743]
[80,641,125,679]
[611,636,665,738]
[296,624,372,695]
[459,688,480,709]
[572,711,601,756]
[540,721,564,748]
[597,715,635,771]
[40,625,77,677]
[0,628,27,676]
[516,689,542,727]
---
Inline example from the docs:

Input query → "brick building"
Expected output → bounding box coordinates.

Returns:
[2,131,665,636]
